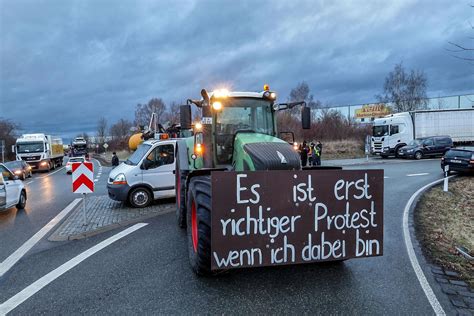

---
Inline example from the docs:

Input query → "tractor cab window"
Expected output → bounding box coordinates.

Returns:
[215,98,274,164]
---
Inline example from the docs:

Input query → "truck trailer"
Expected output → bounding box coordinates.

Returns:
[371,108,474,158]
[15,134,64,171]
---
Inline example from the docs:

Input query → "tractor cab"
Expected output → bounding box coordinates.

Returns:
[180,86,311,171]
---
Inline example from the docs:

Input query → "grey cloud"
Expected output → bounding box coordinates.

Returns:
[1,0,473,138]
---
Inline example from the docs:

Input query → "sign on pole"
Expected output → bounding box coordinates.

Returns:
[72,162,94,225]
[211,170,384,270]
[103,143,109,149]
[72,162,94,194]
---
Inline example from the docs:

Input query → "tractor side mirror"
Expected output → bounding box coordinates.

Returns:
[180,105,192,129]
[302,107,311,129]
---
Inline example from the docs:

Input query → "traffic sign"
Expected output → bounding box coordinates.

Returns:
[72,162,94,194]
[103,143,109,149]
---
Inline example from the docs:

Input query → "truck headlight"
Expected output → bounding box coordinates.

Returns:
[40,161,48,166]
[383,147,390,152]
[113,173,127,185]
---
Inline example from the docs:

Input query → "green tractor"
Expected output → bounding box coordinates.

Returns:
[175,86,312,275]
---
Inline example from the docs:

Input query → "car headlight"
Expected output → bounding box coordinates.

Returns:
[383,147,390,152]
[14,170,22,175]
[112,173,127,185]
[407,149,414,153]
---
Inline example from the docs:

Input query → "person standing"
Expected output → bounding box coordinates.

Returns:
[300,141,308,167]
[315,141,323,165]
[112,152,119,167]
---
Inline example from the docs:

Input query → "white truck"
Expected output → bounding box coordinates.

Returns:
[371,108,474,158]
[15,134,64,171]
[71,137,88,157]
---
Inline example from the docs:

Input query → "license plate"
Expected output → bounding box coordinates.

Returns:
[450,160,462,163]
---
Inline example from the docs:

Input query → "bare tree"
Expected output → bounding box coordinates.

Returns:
[134,98,166,128]
[447,5,474,63]
[164,101,181,125]
[96,117,107,144]
[288,81,321,109]
[109,119,133,150]
[376,62,428,112]
[0,118,19,161]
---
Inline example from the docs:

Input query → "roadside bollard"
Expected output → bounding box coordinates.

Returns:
[443,165,449,192]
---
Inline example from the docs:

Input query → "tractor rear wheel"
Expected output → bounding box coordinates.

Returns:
[175,154,187,228]
[186,176,212,276]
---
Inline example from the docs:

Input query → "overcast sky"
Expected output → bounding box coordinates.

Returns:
[1,0,473,139]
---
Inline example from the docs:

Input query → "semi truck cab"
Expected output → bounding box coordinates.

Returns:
[371,112,412,158]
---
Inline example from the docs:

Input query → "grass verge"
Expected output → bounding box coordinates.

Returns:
[320,139,366,160]
[415,176,474,287]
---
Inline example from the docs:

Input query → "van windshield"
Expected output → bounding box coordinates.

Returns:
[125,144,151,165]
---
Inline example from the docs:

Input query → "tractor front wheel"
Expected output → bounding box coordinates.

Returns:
[186,176,212,276]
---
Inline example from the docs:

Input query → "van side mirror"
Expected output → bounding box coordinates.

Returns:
[141,159,151,170]
[302,107,311,129]
[180,105,192,129]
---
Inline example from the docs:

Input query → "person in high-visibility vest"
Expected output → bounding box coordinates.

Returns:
[314,143,321,166]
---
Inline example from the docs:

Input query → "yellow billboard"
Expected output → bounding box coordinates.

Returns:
[355,104,391,119]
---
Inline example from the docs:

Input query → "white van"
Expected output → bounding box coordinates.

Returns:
[0,163,27,211]
[107,139,176,208]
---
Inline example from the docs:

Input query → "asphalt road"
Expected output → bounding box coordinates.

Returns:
[0,158,457,314]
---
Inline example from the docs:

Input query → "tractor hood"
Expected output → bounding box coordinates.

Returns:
[234,133,301,171]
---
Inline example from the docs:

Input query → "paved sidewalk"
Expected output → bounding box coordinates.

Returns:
[49,195,175,241]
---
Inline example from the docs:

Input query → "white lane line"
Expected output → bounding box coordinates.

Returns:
[0,223,148,314]
[0,199,82,277]
[403,177,451,316]
[25,181,34,185]
[406,173,429,177]
[94,179,99,182]
[35,166,66,179]
[94,158,102,168]
[384,176,389,179]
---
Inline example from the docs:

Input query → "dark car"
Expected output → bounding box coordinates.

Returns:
[4,160,33,180]
[397,136,453,160]
[441,147,474,174]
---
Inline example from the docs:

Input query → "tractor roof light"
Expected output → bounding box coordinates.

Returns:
[213,89,229,98]
[263,84,270,91]
[263,90,277,100]
[212,101,223,111]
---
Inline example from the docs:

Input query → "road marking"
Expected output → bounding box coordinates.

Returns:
[35,166,66,179]
[94,158,102,168]
[384,176,389,179]
[25,181,34,185]
[403,177,452,316]
[0,199,82,277]
[406,173,429,177]
[0,223,148,314]
[94,179,99,182]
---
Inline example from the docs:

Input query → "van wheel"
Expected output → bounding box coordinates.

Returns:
[415,151,423,160]
[187,176,212,276]
[129,187,152,208]
[16,190,27,210]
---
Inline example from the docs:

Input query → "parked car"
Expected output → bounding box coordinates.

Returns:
[66,156,86,174]
[441,146,474,174]
[4,160,32,180]
[0,163,27,211]
[107,139,176,208]
[397,136,453,159]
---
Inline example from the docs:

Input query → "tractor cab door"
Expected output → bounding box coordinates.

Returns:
[142,143,176,198]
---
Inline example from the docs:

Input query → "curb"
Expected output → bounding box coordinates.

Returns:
[48,202,175,242]
[407,176,473,315]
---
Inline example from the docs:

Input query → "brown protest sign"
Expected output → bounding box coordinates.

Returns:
[211,170,383,270]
